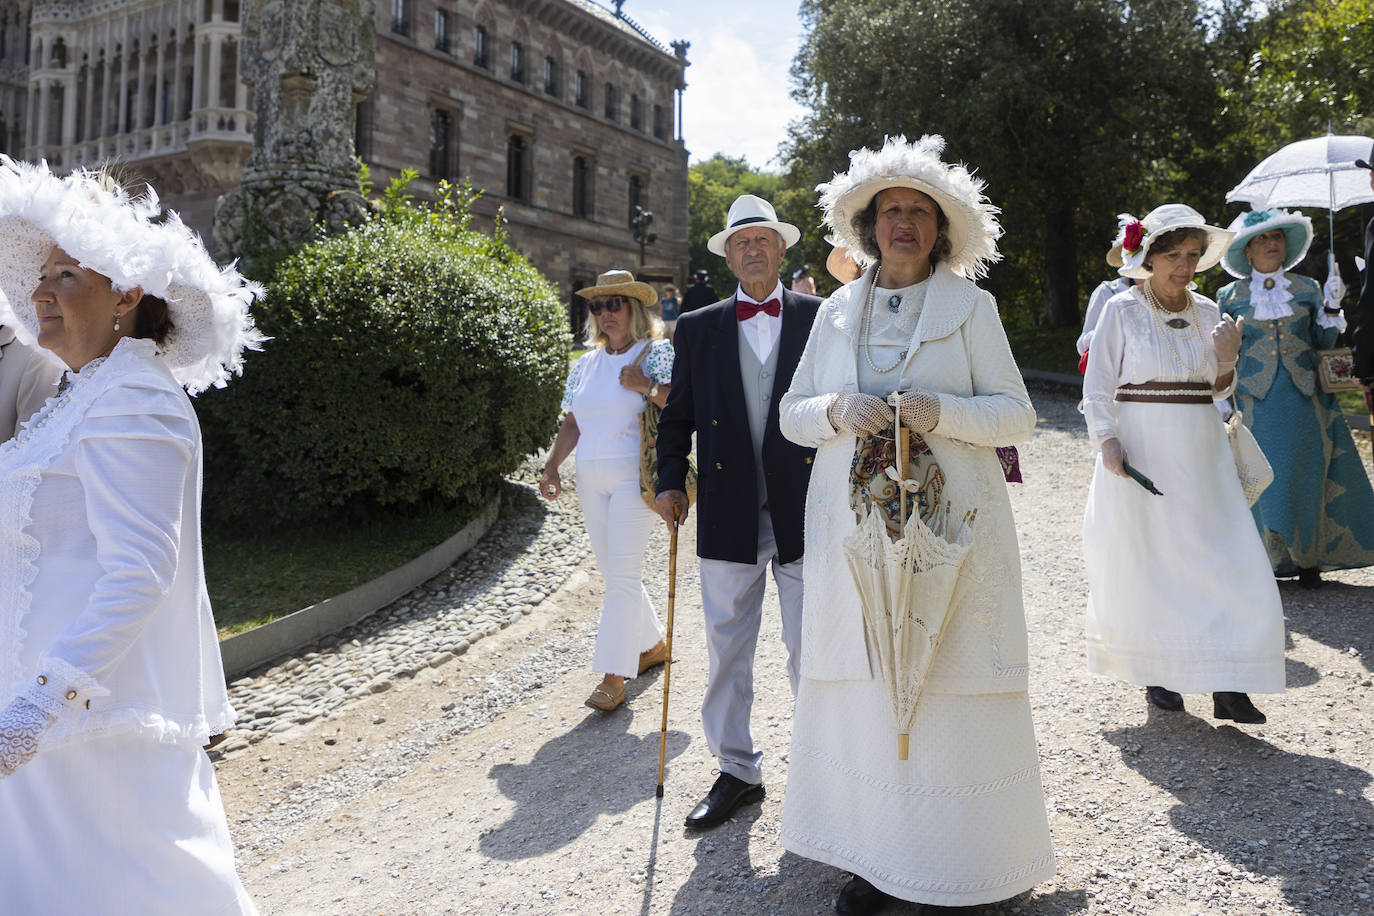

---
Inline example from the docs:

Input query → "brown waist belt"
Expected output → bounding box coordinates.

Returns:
[1115,381,1213,404]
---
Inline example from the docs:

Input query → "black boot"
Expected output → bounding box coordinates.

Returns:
[1146,685,1184,711]
[1298,567,1322,589]
[836,875,895,915]
[1213,691,1266,724]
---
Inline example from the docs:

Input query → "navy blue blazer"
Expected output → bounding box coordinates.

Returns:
[656,287,822,565]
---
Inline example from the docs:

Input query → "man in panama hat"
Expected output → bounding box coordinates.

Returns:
[654,194,821,830]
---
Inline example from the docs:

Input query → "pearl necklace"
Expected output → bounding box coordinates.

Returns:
[1143,282,1203,374]
[860,265,910,374]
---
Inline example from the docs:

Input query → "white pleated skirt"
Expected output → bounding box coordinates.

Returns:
[0,732,258,915]
[781,674,1056,906]
[1083,400,1286,693]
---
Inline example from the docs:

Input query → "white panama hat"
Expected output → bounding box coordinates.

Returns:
[818,134,1002,280]
[1114,203,1232,280]
[706,194,801,256]
[0,157,264,393]
[1220,208,1314,278]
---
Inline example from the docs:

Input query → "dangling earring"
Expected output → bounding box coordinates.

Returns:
[113,310,121,332]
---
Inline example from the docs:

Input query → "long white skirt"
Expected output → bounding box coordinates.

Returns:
[1083,400,1285,693]
[0,732,258,915]
[781,675,1055,906]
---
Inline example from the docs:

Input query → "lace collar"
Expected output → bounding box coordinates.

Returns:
[1249,269,1294,321]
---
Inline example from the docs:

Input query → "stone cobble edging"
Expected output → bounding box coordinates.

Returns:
[215,462,589,754]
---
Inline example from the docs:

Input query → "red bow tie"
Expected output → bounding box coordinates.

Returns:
[737,298,780,321]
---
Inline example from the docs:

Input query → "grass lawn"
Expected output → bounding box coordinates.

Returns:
[206,495,490,638]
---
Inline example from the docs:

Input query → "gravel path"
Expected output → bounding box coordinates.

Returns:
[215,386,1374,915]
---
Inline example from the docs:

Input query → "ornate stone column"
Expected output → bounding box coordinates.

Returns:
[213,0,377,264]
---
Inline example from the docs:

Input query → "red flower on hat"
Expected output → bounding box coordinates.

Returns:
[1122,220,1146,254]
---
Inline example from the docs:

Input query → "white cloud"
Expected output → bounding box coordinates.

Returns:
[627,2,807,171]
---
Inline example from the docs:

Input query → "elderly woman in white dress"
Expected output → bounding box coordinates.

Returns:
[540,270,670,713]
[778,136,1054,915]
[1081,204,1285,725]
[0,160,262,914]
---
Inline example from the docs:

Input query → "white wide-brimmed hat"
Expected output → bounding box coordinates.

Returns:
[1220,208,1314,278]
[706,194,801,256]
[574,268,658,308]
[818,135,1002,280]
[0,157,264,393]
[1114,203,1232,279]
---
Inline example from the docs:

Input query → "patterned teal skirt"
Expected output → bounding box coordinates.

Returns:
[1240,364,1374,573]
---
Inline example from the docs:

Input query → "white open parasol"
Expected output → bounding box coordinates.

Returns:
[1227,133,1374,308]
[842,398,974,759]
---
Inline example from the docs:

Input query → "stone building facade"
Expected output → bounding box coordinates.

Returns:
[0,0,689,309]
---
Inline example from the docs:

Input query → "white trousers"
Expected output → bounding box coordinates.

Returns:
[699,508,803,785]
[578,456,665,677]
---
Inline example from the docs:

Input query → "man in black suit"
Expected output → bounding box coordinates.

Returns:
[654,194,821,830]
[680,269,718,315]
[1353,144,1374,406]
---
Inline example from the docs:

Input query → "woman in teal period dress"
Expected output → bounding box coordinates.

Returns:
[1216,208,1374,587]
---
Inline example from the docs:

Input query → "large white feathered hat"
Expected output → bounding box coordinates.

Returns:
[817,135,1002,279]
[0,157,264,393]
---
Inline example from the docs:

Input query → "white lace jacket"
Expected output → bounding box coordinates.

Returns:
[779,263,1037,692]
[0,338,236,749]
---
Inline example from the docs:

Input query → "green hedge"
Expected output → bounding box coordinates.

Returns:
[196,181,570,530]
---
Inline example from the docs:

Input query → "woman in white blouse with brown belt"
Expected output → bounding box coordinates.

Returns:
[1081,203,1285,725]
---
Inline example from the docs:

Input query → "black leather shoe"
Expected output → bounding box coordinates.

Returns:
[1146,685,1184,711]
[836,875,895,915]
[684,773,765,829]
[1214,691,1266,724]
[1298,567,1322,590]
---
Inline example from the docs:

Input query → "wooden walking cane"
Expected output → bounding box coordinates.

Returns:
[656,504,681,798]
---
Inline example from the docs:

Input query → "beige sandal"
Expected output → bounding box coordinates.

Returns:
[584,681,625,712]
[638,640,668,675]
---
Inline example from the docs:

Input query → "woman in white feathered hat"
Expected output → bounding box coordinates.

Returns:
[1081,202,1286,727]
[0,158,261,914]
[777,135,1053,913]
[1215,209,1374,587]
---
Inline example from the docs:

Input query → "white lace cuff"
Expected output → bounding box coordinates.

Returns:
[1316,308,1347,332]
[22,657,109,721]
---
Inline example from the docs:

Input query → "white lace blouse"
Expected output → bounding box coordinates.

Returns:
[1080,288,1234,448]
[0,338,236,749]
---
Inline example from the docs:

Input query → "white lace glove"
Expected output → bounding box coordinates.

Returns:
[894,389,941,434]
[0,698,55,779]
[828,392,891,436]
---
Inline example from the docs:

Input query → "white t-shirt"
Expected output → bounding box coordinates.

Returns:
[562,339,674,462]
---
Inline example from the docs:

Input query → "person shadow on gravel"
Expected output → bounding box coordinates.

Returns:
[480,675,691,859]
[1106,709,1373,914]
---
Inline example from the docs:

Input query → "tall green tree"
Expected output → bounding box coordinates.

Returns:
[784,0,1239,326]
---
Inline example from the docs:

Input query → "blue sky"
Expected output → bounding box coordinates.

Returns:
[625,0,807,170]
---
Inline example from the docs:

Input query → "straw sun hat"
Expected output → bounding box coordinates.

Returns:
[818,134,1002,279]
[0,157,263,393]
[575,269,658,308]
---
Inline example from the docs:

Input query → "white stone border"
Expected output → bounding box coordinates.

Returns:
[218,496,502,680]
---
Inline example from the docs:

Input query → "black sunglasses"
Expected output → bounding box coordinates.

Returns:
[588,297,627,316]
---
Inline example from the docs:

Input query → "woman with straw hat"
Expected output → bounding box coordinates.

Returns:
[1216,208,1374,587]
[1082,203,1285,725]
[540,269,671,712]
[0,158,262,913]
[778,135,1053,914]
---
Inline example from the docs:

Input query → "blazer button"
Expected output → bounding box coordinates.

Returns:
[711,419,718,426]
[805,456,813,464]
[715,462,723,470]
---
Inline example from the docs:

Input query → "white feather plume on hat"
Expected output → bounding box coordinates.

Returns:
[817,135,1002,280]
[0,157,264,393]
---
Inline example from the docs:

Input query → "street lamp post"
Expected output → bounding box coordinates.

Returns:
[631,205,657,267]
